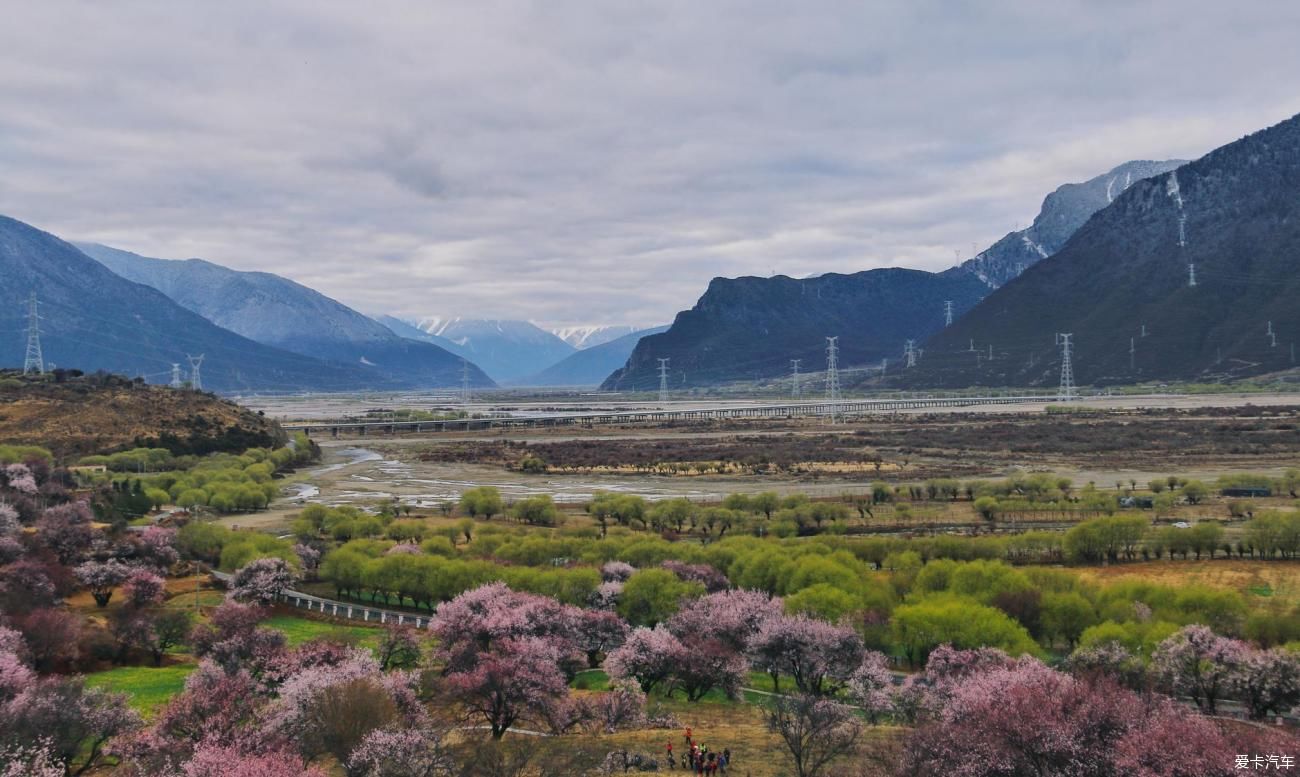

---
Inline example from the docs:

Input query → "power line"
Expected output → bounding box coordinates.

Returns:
[657,358,670,403]
[23,293,44,375]
[186,354,204,391]
[790,359,801,399]
[1056,333,1076,401]
[824,337,841,423]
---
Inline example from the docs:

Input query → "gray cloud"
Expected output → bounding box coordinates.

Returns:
[1,0,1299,328]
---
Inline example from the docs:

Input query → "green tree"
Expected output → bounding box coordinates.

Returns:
[617,568,704,626]
[460,487,504,519]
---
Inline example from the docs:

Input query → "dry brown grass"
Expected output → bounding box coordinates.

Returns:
[1075,559,1300,607]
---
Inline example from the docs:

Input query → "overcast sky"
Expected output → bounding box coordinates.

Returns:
[2,2,1299,329]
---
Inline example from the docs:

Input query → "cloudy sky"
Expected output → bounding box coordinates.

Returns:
[3,2,1299,329]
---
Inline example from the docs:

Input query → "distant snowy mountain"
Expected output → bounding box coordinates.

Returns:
[551,325,644,350]
[522,326,668,386]
[411,318,576,382]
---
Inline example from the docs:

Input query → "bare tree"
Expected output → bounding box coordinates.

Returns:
[765,693,861,777]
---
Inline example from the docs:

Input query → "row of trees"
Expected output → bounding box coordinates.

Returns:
[1064,511,1300,562]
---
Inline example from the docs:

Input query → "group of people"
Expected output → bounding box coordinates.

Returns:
[666,727,731,775]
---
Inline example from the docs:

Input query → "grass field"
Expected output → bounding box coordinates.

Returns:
[1075,559,1300,607]
[263,612,385,648]
[85,664,195,717]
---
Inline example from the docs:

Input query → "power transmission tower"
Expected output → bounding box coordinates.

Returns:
[1129,337,1136,371]
[943,301,954,327]
[170,363,183,389]
[657,358,670,403]
[22,293,44,374]
[904,340,917,369]
[880,357,887,376]
[1056,334,1076,402]
[1188,262,1197,288]
[824,337,841,423]
[968,339,975,352]
[1267,321,1277,348]
[460,359,471,404]
[790,359,801,399]
[987,344,993,361]
[186,354,204,391]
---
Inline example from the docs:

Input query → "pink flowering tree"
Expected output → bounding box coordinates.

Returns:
[844,651,895,723]
[0,676,141,776]
[0,504,20,537]
[229,557,296,605]
[431,583,583,673]
[601,561,636,583]
[660,560,729,592]
[293,543,322,580]
[189,600,286,676]
[75,559,132,607]
[121,568,167,610]
[591,580,624,610]
[118,660,263,771]
[14,608,81,672]
[604,625,683,694]
[1066,641,1148,690]
[3,464,38,496]
[35,502,96,565]
[136,526,180,572]
[0,741,63,777]
[747,614,864,695]
[576,609,629,668]
[900,658,1242,777]
[0,656,34,709]
[346,726,455,777]
[668,636,749,701]
[1232,647,1300,720]
[0,559,58,613]
[588,679,647,734]
[666,588,783,652]
[444,637,570,738]
[180,743,328,777]
[1151,625,1246,714]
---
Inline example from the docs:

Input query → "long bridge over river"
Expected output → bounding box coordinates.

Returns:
[283,393,1062,437]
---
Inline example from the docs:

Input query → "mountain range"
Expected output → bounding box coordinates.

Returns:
[908,112,1300,388]
[77,243,494,389]
[0,215,394,393]
[522,326,669,386]
[604,158,1181,390]
[955,159,1183,288]
[410,318,577,383]
[551,325,646,350]
[603,269,989,390]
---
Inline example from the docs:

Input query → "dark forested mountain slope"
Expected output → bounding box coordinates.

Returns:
[910,112,1300,388]
[603,269,989,390]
